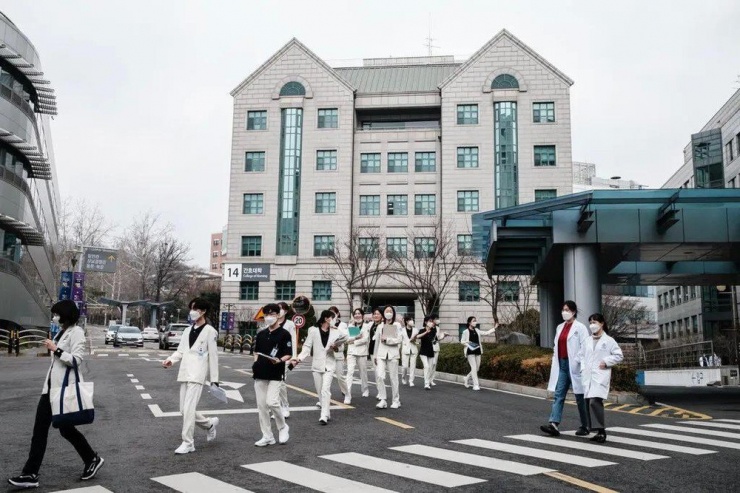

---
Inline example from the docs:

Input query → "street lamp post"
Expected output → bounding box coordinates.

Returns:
[177,308,181,323]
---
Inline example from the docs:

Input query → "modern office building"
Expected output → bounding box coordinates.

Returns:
[210,232,223,273]
[223,30,575,330]
[0,12,60,331]
[572,161,648,193]
[657,88,740,345]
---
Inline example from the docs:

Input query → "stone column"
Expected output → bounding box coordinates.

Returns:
[563,244,601,327]
[538,282,564,348]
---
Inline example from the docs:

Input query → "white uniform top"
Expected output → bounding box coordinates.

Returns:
[578,333,624,400]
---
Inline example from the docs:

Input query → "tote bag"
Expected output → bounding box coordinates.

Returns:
[50,358,95,428]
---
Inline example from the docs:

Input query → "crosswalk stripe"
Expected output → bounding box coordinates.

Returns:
[320,452,485,487]
[242,461,395,492]
[716,419,740,424]
[508,435,668,461]
[52,487,115,493]
[642,424,740,440]
[452,439,616,467]
[391,444,554,476]
[561,431,716,455]
[678,420,740,431]
[152,472,253,492]
[609,427,740,450]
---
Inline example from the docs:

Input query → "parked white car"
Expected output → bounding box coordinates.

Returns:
[141,327,159,342]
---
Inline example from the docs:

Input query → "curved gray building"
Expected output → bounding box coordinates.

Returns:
[0,12,60,331]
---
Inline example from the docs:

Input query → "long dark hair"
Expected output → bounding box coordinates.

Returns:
[588,313,608,333]
[403,314,414,326]
[466,316,476,328]
[563,300,578,317]
[318,309,335,328]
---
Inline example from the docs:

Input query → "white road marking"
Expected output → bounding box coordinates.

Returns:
[147,404,348,418]
[642,424,740,440]
[135,385,145,390]
[321,452,486,487]
[51,486,115,493]
[508,435,668,461]
[561,431,716,455]
[716,419,740,424]
[130,379,139,383]
[678,420,740,431]
[391,444,555,476]
[118,353,129,357]
[141,393,152,400]
[453,438,616,467]
[152,472,253,492]
[609,427,740,450]
[97,354,109,357]
[242,461,395,492]
[126,374,134,377]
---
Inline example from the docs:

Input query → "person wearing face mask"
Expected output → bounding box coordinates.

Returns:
[460,316,498,391]
[373,305,404,409]
[8,301,104,489]
[345,308,371,403]
[328,306,350,401]
[414,315,438,389]
[579,313,623,443]
[540,300,590,438]
[367,308,383,398]
[400,315,419,387]
[430,315,447,386]
[276,301,297,418]
[162,298,220,454]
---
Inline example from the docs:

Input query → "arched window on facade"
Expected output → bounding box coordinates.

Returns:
[491,74,519,90]
[279,81,306,97]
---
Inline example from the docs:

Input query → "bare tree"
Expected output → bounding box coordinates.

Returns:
[388,221,470,316]
[602,293,651,339]
[463,260,504,322]
[55,197,115,272]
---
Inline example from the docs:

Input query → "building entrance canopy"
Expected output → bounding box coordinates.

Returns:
[472,189,740,287]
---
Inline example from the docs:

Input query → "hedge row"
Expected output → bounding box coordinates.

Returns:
[432,343,638,393]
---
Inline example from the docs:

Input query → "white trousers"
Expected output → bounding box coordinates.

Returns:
[279,374,289,410]
[401,349,418,385]
[254,379,285,441]
[179,382,212,446]
[334,358,349,396]
[466,354,482,388]
[431,350,440,383]
[345,355,368,397]
[420,355,434,387]
[375,357,400,405]
[313,370,334,420]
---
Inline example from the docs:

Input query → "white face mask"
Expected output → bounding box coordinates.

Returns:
[408,320,415,326]
[562,311,574,321]
[264,315,278,326]
[384,312,393,320]
[331,318,337,326]
[589,323,601,335]
[52,315,60,324]
[189,310,202,322]
[278,309,286,318]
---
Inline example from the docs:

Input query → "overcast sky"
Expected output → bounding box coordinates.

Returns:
[4,0,739,267]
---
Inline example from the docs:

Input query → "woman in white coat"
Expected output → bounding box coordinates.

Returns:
[345,308,371,404]
[540,300,591,437]
[400,315,419,387]
[328,306,349,399]
[579,313,623,443]
[291,310,347,424]
[373,305,404,409]
[460,316,498,391]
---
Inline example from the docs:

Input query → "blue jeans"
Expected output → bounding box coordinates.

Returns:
[548,358,589,427]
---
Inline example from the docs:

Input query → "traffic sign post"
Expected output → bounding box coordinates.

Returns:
[292,314,305,329]
[83,248,119,273]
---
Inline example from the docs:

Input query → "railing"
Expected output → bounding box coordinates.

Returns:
[358,121,440,131]
[640,341,719,370]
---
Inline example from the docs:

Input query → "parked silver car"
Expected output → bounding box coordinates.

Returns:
[105,325,121,345]
[113,326,143,347]
[159,323,189,350]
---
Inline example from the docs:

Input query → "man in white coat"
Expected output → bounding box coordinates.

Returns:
[373,306,404,409]
[163,298,220,454]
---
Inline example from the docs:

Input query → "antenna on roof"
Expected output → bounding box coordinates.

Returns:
[424,13,439,56]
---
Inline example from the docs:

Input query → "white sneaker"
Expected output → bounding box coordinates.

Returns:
[473,386,481,391]
[376,399,388,409]
[254,437,276,447]
[343,396,351,405]
[283,406,290,419]
[174,442,195,454]
[425,385,431,390]
[362,390,369,397]
[464,379,470,389]
[315,401,321,408]
[206,417,219,442]
[319,418,328,425]
[390,402,401,409]
[431,381,437,386]
[401,377,407,385]
[409,381,415,387]
[278,424,290,444]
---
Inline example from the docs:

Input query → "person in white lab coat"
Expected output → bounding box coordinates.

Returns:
[367,308,383,398]
[276,301,297,418]
[344,308,371,404]
[400,315,419,387]
[328,306,349,400]
[579,313,623,443]
[430,315,447,386]
[460,316,498,391]
[540,300,590,437]
[373,305,404,409]
[163,298,220,454]
[291,310,348,424]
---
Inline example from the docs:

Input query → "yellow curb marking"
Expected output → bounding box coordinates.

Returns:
[375,417,414,429]
[609,404,631,412]
[628,405,651,414]
[545,472,618,492]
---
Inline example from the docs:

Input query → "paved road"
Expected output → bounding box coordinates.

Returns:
[1,326,739,492]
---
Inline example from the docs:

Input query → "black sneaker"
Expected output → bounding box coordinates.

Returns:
[540,423,560,436]
[80,455,105,481]
[575,427,590,436]
[8,474,39,488]
[590,432,607,443]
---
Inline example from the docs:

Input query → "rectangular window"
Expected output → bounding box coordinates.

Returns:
[313,235,335,257]
[683,286,689,302]
[495,101,518,208]
[387,152,409,173]
[692,315,698,334]
[498,281,520,302]
[246,110,267,130]
[242,193,264,214]
[457,234,473,256]
[316,150,337,171]
[414,237,436,259]
[275,281,296,301]
[534,145,556,166]
[459,281,480,302]
[245,152,265,172]
[312,281,332,301]
[457,147,479,168]
[386,237,407,258]
[315,192,337,214]
[276,107,302,256]
[358,237,379,259]
[457,190,479,212]
[241,236,262,257]
[318,108,338,129]
[532,102,555,123]
[387,195,408,216]
[359,195,381,216]
[727,141,735,162]
[534,189,557,202]
[239,281,259,301]
[457,104,479,125]
[414,194,436,215]
[415,152,436,172]
[360,153,381,173]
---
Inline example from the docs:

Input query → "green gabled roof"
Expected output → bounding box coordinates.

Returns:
[334,63,460,95]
